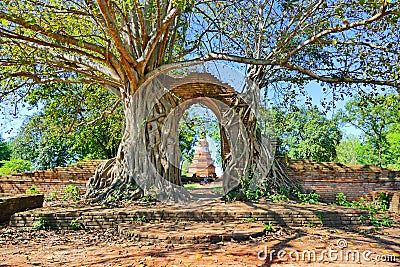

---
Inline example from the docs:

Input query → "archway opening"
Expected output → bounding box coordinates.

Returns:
[178,103,225,198]
[178,103,223,178]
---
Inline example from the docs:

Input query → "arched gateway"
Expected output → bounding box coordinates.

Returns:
[87,66,281,204]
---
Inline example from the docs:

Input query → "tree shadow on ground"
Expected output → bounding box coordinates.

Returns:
[243,201,400,266]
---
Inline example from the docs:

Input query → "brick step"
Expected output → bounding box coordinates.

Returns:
[9,201,369,230]
[0,194,44,223]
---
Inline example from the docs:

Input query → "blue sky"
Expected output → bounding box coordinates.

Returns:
[0,105,41,141]
[300,81,361,137]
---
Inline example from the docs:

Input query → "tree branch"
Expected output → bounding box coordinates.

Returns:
[0,11,106,56]
[74,99,122,129]
[283,1,391,62]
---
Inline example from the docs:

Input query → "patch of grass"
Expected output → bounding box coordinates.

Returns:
[212,185,223,194]
[32,218,49,231]
[26,185,39,195]
[264,222,276,233]
[69,219,83,230]
[184,183,202,190]
[243,217,255,223]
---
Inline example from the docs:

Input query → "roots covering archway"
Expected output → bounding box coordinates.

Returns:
[86,66,297,204]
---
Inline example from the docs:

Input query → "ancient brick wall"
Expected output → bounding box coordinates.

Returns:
[1,159,399,203]
[287,159,400,203]
[0,160,103,197]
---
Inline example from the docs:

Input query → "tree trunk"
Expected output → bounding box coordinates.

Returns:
[86,79,190,203]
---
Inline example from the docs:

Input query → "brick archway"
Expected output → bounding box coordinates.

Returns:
[86,69,279,203]
[145,73,257,189]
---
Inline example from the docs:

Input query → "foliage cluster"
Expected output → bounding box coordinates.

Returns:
[223,174,320,205]
[0,158,32,176]
[264,222,277,233]
[0,135,11,161]
[46,192,58,202]
[9,83,123,170]
[62,184,80,201]
[338,94,400,170]
[131,213,148,223]
[335,192,393,228]
[32,218,50,231]
[25,185,39,195]
[69,219,84,230]
[265,106,342,162]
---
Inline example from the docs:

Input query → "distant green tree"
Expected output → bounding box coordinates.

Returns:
[0,135,11,161]
[0,159,32,176]
[10,118,73,169]
[10,82,123,169]
[271,106,342,162]
[336,135,363,165]
[179,111,200,165]
[385,123,400,170]
[342,94,400,167]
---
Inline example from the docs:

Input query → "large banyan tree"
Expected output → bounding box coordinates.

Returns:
[0,0,399,203]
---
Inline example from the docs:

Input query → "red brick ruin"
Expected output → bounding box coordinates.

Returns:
[187,137,217,178]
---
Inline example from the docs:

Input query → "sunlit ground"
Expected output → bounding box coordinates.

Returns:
[183,182,224,198]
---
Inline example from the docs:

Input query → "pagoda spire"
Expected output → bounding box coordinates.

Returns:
[186,136,216,178]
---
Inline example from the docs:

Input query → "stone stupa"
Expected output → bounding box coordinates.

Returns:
[187,136,217,178]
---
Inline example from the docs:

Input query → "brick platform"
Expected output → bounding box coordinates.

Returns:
[9,200,368,230]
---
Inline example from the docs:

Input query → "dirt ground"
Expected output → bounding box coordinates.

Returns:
[1,215,399,267]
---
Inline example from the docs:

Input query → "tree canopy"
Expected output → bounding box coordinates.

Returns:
[9,82,123,169]
[340,93,400,168]
[0,134,11,161]
[268,105,342,162]
[335,134,363,165]
[1,0,399,109]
